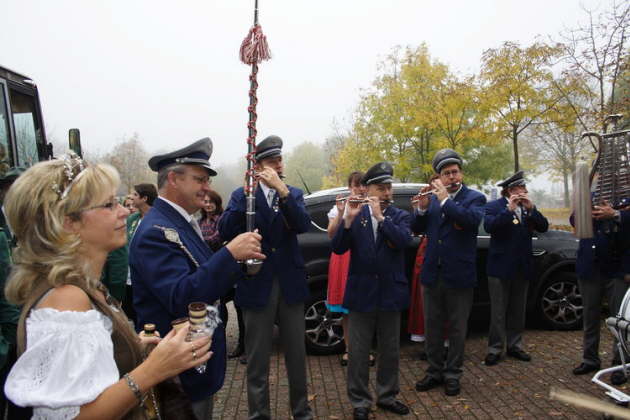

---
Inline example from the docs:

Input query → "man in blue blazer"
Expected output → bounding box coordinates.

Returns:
[483,171,548,366]
[129,138,264,420]
[413,149,486,397]
[571,197,630,385]
[218,135,313,420]
[332,162,412,420]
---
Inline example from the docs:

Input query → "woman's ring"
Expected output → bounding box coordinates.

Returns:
[191,343,197,359]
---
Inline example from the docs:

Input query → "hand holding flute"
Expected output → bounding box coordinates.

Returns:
[343,194,365,228]
[411,181,456,210]
[508,191,533,212]
[411,185,432,211]
[255,167,289,197]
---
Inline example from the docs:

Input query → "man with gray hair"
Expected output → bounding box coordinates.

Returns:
[129,138,264,419]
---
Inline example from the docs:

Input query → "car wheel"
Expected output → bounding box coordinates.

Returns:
[538,272,583,330]
[304,290,346,355]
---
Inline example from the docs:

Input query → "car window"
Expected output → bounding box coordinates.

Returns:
[394,193,415,215]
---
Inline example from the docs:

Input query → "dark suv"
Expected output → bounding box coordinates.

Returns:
[299,184,581,355]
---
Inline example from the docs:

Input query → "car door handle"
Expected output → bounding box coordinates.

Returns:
[532,249,547,257]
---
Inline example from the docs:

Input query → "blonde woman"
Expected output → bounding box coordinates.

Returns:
[3,155,210,419]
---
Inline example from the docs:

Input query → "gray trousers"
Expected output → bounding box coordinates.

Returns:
[579,273,616,367]
[347,310,401,408]
[191,396,213,420]
[579,273,629,367]
[243,278,312,420]
[423,277,474,381]
[487,274,528,355]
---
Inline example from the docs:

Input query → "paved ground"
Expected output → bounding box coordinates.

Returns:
[214,303,626,419]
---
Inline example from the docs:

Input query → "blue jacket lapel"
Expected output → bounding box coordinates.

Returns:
[153,199,211,258]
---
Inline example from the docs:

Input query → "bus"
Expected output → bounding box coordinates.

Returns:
[0,65,53,177]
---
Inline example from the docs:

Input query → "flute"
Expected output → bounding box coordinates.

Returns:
[411,182,461,203]
[335,197,395,205]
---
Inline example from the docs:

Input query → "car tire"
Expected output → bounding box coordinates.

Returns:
[304,289,346,355]
[537,272,583,330]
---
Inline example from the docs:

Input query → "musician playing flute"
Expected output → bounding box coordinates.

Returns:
[218,135,314,420]
[413,148,486,397]
[483,171,548,367]
[331,162,411,420]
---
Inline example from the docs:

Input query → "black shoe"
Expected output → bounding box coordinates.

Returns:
[484,353,500,366]
[239,354,248,365]
[415,375,443,392]
[572,363,600,375]
[228,345,244,359]
[353,407,370,420]
[507,348,531,362]
[444,378,460,396]
[376,400,409,415]
[611,371,628,385]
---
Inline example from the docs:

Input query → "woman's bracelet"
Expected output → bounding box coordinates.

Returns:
[123,373,146,405]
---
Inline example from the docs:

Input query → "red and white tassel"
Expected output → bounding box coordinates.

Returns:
[239,25,271,65]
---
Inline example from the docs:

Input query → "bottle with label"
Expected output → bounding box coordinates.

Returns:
[187,302,212,374]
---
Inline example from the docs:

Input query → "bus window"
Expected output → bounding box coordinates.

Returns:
[0,84,12,177]
[10,89,41,167]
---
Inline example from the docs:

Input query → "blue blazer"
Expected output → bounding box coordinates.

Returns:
[411,185,486,288]
[572,209,630,279]
[484,197,549,280]
[218,185,311,309]
[332,205,412,312]
[129,198,240,402]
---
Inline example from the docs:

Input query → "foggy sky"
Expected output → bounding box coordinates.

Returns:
[1,0,602,169]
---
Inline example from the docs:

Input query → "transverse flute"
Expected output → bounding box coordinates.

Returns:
[411,182,461,203]
[335,197,395,205]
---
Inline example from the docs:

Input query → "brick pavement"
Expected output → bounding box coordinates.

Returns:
[214,304,626,419]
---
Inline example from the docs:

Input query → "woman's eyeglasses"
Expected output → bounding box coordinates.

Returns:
[83,197,121,212]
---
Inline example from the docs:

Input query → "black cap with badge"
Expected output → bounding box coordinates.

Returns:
[497,171,526,189]
[432,148,463,173]
[148,138,217,176]
[255,135,283,161]
[362,162,394,185]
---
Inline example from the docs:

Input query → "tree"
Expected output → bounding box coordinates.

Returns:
[102,133,154,194]
[283,141,327,194]
[480,41,562,171]
[557,1,630,129]
[523,123,591,207]
[522,76,598,208]
[330,45,510,187]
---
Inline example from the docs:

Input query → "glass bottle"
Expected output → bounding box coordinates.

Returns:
[187,302,211,374]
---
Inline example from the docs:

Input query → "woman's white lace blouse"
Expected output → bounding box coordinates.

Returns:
[4,307,119,420]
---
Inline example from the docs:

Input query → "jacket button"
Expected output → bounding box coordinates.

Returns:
[271,247,276,252]
[438,240,442,245]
